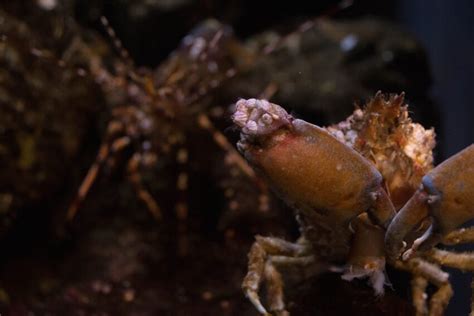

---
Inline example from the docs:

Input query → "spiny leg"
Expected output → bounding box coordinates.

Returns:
[424,247,474,316]
[443,227,474,245]
[67,142,109,221]
[264,261,288,316]
[175,146,190,256]
[270,255,322,283]
[127,152,162,220]
[197,113,270,212]
[411,275,429,316]
[66,121,127,220]
[425,248,474,271]
[428,227,474,315]
[243,236,314,315]
[394,258,453,316]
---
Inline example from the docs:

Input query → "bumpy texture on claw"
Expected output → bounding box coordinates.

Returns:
[233,98,292,137]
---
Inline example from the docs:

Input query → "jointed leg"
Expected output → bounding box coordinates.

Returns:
[67,142,110,221]
[411,275,428,316]
[197,113,270,212]
[394,258,453,316]
[66,120,130,221]
[443,227,474,245]
[425,248,474,271]
[264,261,288,316]
[127,152,162,220]
[175,146,189,256]
[425,227,474,315]
[243,236,316,315]
[175,147,189,221]
[66,118,128,221]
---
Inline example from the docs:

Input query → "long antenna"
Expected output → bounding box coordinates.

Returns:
[100,16,152,90]
[100,16,134,66]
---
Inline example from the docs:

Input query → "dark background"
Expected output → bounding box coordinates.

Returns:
[399,1,474,315]
[1,0,473,315]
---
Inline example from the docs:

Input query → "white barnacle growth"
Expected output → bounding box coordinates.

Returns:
[246,98,258,108]
[244,120,258,134]
[232,100,250,128]
[260,113,273,125]
[232,98,292,137]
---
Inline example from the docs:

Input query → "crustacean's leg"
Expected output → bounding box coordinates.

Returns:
[175,144,190,256]
[67,121,129,220]
[394,258,453,316]
[127,152,162,220]
[197,113,270,212]
[339,213,387,295]
[368,186,397,229]
[175,146,189,222]
[422,231,474,316]
[443,227,474,245]
[425,248,474,271]
[411,275,429,316]
[243,236,320,315]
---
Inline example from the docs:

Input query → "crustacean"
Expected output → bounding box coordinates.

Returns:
[232,94,473,316]
[64,19,270,227]
[65,1,355,226]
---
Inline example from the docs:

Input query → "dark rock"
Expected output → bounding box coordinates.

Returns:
[222,18,437,128]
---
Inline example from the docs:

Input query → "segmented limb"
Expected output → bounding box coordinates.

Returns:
[175,146,189,221]
[394,258,453,316]
[242,236,317,315]
[263,261,287,316]
[368,187,396,229]
[175,145,189,256]
[411,275,428,316]
[443,227,474,245]
[66,121,127,220]
[197,113,270,212]
[127,152,162,220]
[425,227,474,316]
[67,142,110,221]
[425,249,474,271]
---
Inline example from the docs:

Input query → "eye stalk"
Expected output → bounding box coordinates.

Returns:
[232,98,293,137]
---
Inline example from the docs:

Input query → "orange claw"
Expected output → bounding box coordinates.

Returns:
[386,144,474,260]
[233,98,396,229]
